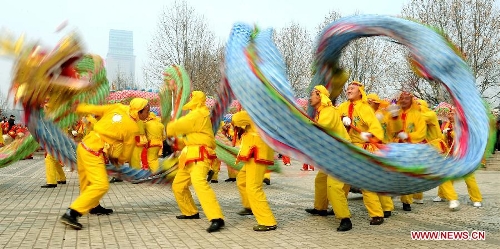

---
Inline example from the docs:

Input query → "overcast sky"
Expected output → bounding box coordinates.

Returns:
[0,0,408,107]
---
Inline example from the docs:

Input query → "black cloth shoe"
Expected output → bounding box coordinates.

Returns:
[109,177,123,183]
[403,203,412,211]
[263,178,271,185]
[210,180,218,183]
[224,178,236,182]
[337,218,352,232]
[253,224,277,231]
[305,208,328,216]
[176,213,200,219]
[60,209,82,230]
[383,211,392,218]
[41,184,57,188]
[370,217,384,225]
[207,170,214,182]
[237,208,253,216]
[89,204,113,215]
[349,187,362,194]
[327,209,335,216]
[57,181,67,184]
[207,218,225,233]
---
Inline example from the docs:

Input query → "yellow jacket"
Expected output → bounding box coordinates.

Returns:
[338,100,384,144]
[374,108,391,144]
[420,109,447,152]
[145,115,165,147]
[232,110,274,165]
[76,103,139,164]
[166,106,216,165]
[316,105,351,142]
[387,106,427,144]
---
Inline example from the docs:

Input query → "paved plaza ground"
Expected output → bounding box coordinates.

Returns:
[0,152,499,248]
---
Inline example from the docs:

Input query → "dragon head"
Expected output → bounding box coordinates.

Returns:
[1,32,92,116]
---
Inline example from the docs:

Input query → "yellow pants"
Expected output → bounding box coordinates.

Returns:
[437,174,482,202]
[326,175,351,219]
[147,147,161,172]
[400,192,424,204]
[380,195,394,211]
[362,190,387,217]
[211,159,221,181]
[130,145,144,169]
[352,142,391,217]
[313,171,329,210]
[263,172,271,180]
[228,165,238,179]
[236,159,277,226]
[45,154,66,184]
[70,144,109,215]
[413,192,423,200]
[172,159,224,221]
[313,171,350,209]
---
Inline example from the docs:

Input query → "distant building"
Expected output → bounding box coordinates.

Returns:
[106,29,135,89]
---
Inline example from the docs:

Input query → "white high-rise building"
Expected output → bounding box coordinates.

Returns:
[106,29,135,89]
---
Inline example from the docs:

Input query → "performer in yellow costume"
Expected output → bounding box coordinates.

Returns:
[304,85,353,231]
[0,124,4,147]
[60,98,150,230]
[144,113,165,173]
[41,153,67,188]
[386,92,427,211]
[167,91,225,233]
[129,119,148,170]
[338,82,393,225]
[223,122,240,182]
[410,99,448,204]
[41,103,68,187]
[232,109,277,231]
[433,108,483,209]
[367,93,390,143]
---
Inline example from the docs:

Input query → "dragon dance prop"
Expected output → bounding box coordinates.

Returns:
[224,15,491,194]
[0,134,38,168]
[0,32,109,167]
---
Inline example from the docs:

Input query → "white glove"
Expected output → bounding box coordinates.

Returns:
[342,117,352,127]
[71,130,78,136]
[375,112,384,122]
[387,105,400,117]
[397,131,408,140]
[443,128,451,134]
[360,132,372,142]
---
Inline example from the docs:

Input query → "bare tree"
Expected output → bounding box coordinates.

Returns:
[273,22,313,97]
[316,10,343,35]
[340,38,401,94]
[0,90,8,118]
[111,65,136,90]
[315,10,405,103]
[401,0,500,106]
[143,0,223,96]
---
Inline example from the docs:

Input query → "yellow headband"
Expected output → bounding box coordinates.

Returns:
[366,93,381,103]
[182,91,207,110]
[313,85,332,106]
[129,98,149,120]
[349,81,367,103]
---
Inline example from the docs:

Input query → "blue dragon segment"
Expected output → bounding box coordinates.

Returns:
[28,109,78,167]
[314,15,488,178]
[224,16,488,194]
